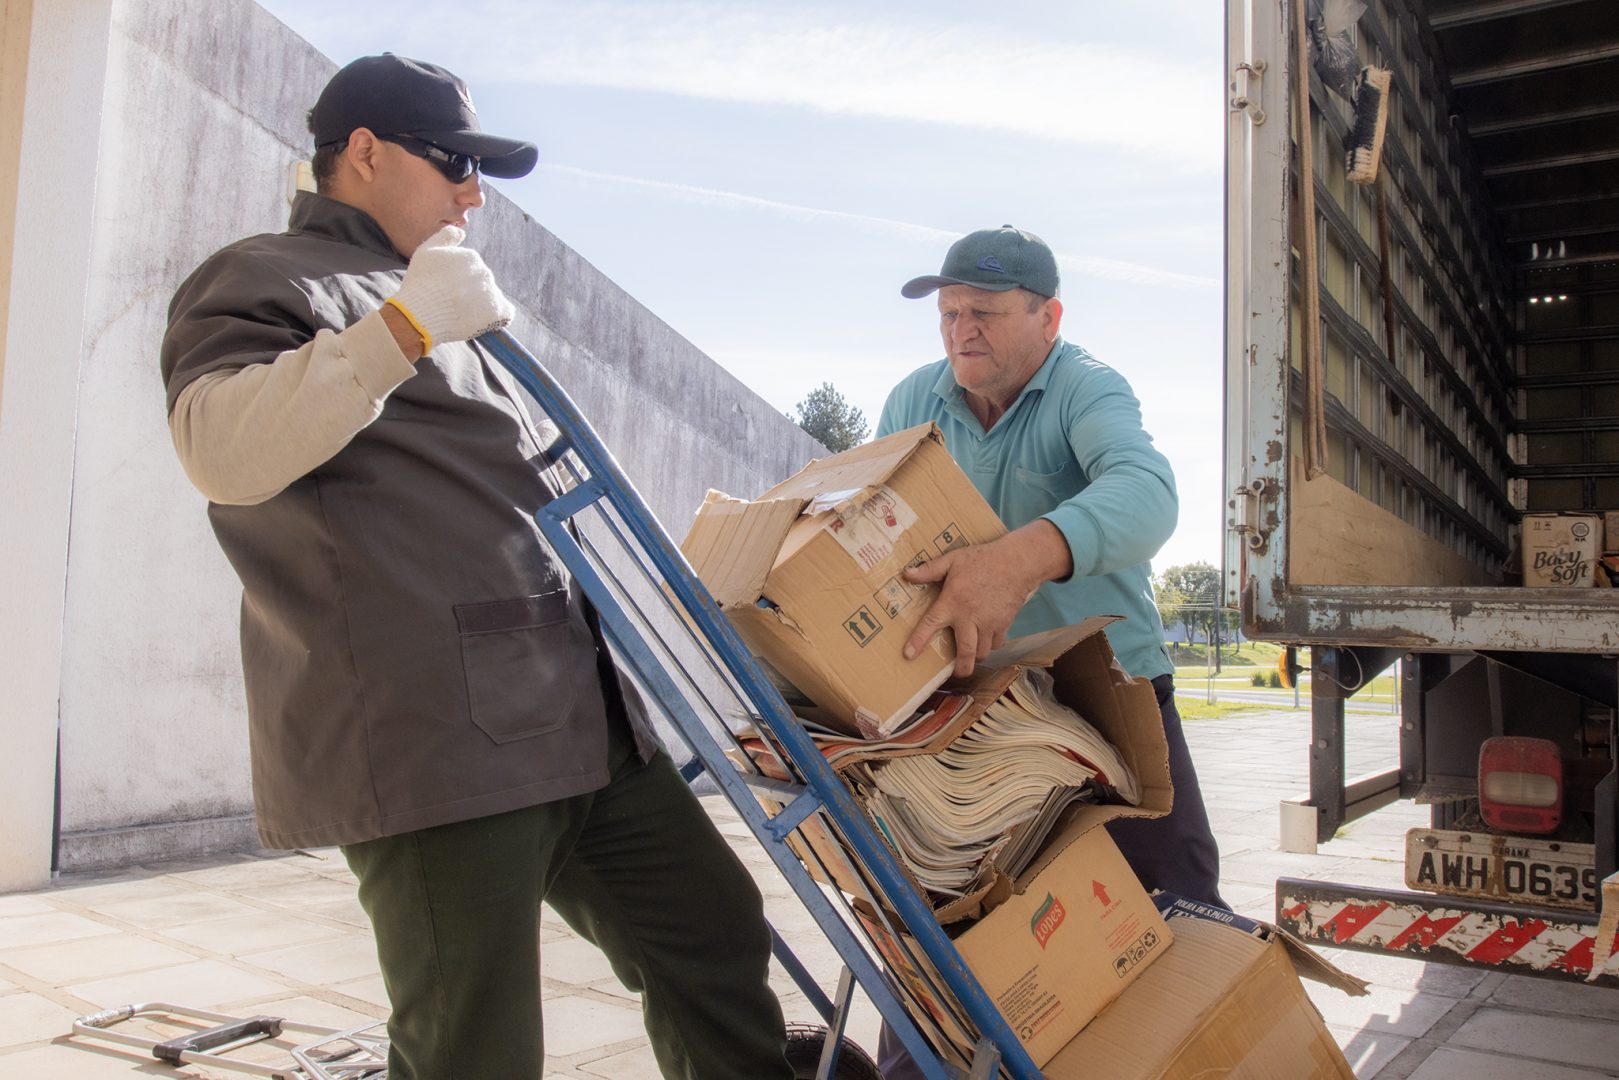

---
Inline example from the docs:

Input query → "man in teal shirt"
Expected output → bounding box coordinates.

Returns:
[876,224,1223,1077]
[882,224,1222,899]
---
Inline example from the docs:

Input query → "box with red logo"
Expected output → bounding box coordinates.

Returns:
[950,825,1170,1067]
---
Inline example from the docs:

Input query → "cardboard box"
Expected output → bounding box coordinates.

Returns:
[858,828,1172,1070]
[1522,513,1601,587]
[1043,917,1358,1079]
[1605,510,1619,554]
[681,423,1006,734]
[955,827,1172,1066]
[772,619,1173,919]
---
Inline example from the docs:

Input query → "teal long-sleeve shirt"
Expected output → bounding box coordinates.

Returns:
[876,338,1176,679]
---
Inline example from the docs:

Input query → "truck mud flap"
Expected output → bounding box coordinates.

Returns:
[1275,876,1619,988]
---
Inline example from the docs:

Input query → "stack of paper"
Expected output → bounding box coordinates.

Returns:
[845,669,1140,896]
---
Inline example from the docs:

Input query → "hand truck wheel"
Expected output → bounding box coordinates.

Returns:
[784,1021,885,1079]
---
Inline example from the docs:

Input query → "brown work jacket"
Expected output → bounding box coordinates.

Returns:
[161,193,653,849]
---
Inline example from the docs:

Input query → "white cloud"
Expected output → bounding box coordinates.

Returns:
[541,164,1219,290]
[327,2,1219,164]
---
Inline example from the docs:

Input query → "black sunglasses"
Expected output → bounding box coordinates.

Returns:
[379,134,480,184]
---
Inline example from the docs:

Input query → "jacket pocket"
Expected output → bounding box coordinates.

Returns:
[454,591,579,744]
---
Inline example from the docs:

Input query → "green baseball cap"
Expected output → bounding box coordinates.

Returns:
[901,225,1059,299]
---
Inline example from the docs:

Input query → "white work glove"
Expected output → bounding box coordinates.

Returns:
[386,225,514,353]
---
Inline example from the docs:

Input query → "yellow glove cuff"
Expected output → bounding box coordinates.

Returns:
[384,296,434,355]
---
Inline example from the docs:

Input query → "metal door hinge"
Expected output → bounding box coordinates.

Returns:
[1232,60,1267,124]
[1230,476,1278,554]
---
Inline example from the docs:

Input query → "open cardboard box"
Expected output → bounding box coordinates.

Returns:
[756,618,1179,1066]
[867,892,1365,1077]
[954,826,1172,1065]
[1043,914,1362,1079]
[681,422,1006,735]
[779,616,1173,924]
[853,827,1172,1070]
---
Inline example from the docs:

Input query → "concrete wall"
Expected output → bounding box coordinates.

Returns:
[0,0,822,888]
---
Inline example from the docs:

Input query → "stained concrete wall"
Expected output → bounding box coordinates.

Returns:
[0,0,822,886]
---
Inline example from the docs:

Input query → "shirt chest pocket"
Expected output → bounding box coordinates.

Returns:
[1013,456,1086,506]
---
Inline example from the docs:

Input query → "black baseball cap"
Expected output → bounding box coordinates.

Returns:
[310,53,538,179]
[901,225,1060,299]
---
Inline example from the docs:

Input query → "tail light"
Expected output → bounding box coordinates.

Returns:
[1477,736,1562,835]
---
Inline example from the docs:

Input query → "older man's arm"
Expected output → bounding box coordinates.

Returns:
[901,363,1175,676]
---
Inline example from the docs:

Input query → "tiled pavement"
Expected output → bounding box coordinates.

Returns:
[3,707,1617,1078]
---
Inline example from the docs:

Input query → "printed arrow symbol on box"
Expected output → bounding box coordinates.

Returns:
[1093,880,1111,906]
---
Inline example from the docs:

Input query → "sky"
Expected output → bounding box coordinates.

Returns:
[256,0,1229,572]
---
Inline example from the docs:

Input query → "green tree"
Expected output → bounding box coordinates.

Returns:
[1153,583,1189,650]
[1156,561,1220,648]
[790,383,869,452]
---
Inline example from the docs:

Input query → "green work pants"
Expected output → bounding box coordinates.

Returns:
[342,738,791,1080]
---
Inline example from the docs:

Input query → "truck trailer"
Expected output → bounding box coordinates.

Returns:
[1224,0,1619,985]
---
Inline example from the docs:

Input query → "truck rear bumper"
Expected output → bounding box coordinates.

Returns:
[1275,876,1619,988]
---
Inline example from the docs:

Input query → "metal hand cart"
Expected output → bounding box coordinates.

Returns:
[71,329,1039,1080]
[476,329,1039,1080]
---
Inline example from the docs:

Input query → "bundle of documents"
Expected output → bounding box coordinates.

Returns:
[845,669,1139,896]
[732,693,974,779]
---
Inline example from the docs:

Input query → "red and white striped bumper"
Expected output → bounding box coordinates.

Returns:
[1274,875,1619,988]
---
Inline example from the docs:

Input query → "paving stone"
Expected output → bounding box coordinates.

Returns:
[297,895,371,928]
[0,895,56,919]
[1406,1046,1614,1080]
[0,1039,195,1079]
[156,911,347,956]
[248,993,383,1032]
[66,958,292,1011]
[1328,1023,1412,1078]
[74,891,268,931]
[0,990,81,1046]
[578,1041,661,1078]
[1484,972,1619,1022]
[0,932,198,985]
[327,973,390,1011]
[1314,947,1487,998]
[1448,1006,1619,1070]
[537,994,646,1058]
[235,874,365,910]
[1218,848,1359,888]
[1305,981,1460,1038]
[0,912,120,951]
[541,934,618,987]
[46,876,186,908]
[161,854,324,890]
[240,934,381,985]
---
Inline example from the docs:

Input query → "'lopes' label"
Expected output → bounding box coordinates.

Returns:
[1030,893,1066,949]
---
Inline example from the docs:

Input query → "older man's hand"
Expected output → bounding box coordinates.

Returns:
[901,519,1074,678]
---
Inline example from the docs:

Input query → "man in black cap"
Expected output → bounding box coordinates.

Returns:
[161,54,790,1080]
[874,226,1224,1077]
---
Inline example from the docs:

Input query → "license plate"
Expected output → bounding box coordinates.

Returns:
[1405,828,1597,910]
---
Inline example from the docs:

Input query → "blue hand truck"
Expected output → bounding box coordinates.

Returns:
[478,329,1043,1080]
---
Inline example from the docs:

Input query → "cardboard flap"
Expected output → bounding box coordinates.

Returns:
[680,491,805,607]
[1276,931,1371,995]
[982,617,1124,671]
[758,422,940,505]
[1153,891,1369,996]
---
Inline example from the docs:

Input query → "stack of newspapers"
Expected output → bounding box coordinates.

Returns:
[833,668,1139,898]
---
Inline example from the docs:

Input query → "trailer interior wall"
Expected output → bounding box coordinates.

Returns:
[1225,0,1619,651]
